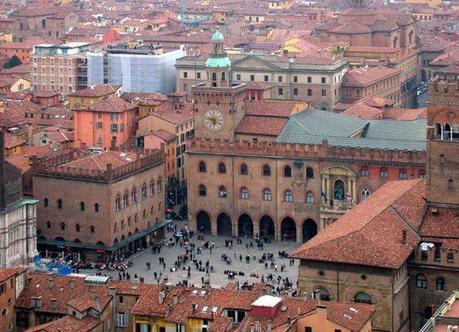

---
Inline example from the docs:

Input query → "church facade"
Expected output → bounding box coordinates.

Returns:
[186,32,426,243]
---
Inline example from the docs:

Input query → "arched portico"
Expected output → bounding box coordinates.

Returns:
[238,214,253,238]
[217,213,232,237]
[280,217,296,241]
[259,215,275,240]
[196,211,211,234]
[302,219,318,243]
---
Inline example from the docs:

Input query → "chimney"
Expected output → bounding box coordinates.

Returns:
[158,291,165,304]
[48,278,55,289]
[0,131,6,210]
[30,296,37,308]
[108,286,116,298]
[69,280,76,290]
[267,320,272,332]
[36,296,43,308]
[402,229,407,244]
[173,293,178,305]
[51,298,58,309]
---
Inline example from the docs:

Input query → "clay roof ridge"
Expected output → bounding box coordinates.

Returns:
[89,154,104,171]
[388,205,422,239]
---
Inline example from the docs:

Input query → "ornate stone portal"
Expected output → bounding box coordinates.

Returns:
[319,166,357,228]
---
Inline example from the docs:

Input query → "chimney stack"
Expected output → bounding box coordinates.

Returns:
[402,229,407,244]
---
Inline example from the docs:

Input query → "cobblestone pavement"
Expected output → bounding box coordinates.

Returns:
[80,221,301,291]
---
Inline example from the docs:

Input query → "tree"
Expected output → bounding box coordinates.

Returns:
[3,55,22,69]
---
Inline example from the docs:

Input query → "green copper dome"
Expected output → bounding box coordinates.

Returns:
[205,56,231,68]
[211,30,224,41]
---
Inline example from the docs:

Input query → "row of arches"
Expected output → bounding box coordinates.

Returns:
[314,287,372,304]
[196,211,317,242]
[115,178,162,211]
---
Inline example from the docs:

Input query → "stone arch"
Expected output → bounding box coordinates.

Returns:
[281,216,296,241]
[302,219,318,242]
[238,213,253,237]
[55,237,65,242]
[196,211,211,234]
[314,287,331,301]
[259,215,275,240]
[217,212,232,237]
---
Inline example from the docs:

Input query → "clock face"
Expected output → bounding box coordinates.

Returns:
[203,109,224,131]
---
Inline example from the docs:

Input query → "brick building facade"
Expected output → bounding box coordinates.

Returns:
[185,32,426,243]
[292,71,459,332]
[32,149,166,260]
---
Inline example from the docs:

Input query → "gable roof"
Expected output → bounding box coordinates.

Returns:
[291,179,425,269]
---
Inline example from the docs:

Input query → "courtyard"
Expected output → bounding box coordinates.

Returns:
[80,220,300,293]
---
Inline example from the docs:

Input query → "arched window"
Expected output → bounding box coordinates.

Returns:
[128,217,132,226]
[142,182,147,200]
[399,169,408,179]
[115,194,122,211]
[123,191,129,208]
[380,167,388,178]
[199,161,207,173]
[57,199,63,209]
[121,220,125,230]
[306,191,314,204]
[416,274,427,289]
[44,198,49,207]
[135,213,138,223]
[314,287,330,301]
[240,163,248,175]
[60,222,66,231]
[354,292,372,304]
[80,202,85,211]
[41,19,46,28]
[436,277,446,291]
[157,177,163,193]
[240,187,249,200]
[90,225,95,233]
[263,188,272,201]
[436,123,442,137]
[46,221,51,229]
[284,190,293,203]
[448,179,454,189]
[150,179,155,196]
[360,166,369,177]
[218,162,226,174]
[75,224,80,232]
[114,223,118,233]
[199,185,207,197]
[361,188,370,201]
[218,186,227,198]
[94,203,99,212]
[262,164,271,176]
[306,167,314,179]
[131,187,137,204]
[284,165,292,177]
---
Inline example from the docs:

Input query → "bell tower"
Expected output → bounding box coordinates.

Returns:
[192,30,246,141]
[425,71,459,207]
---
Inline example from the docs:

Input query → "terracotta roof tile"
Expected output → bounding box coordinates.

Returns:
[0,267,25,282]
[291,179,425,269]
[83,97,138,113]
[70,84,121,98]
[236,115,288,137]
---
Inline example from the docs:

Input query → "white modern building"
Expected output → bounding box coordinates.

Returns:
[87,42,186,94]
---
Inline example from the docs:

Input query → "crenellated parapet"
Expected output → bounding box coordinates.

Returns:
[427,76,459,107]
[413,244,459,269]
[33,149,165,183]
[188,138,426,166]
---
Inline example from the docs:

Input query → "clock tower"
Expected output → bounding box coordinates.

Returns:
[192,30,247,141]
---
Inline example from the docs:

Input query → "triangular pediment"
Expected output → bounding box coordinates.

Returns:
[232,55,282,71]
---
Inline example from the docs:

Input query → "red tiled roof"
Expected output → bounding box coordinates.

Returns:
[58,151,141,171]
[15,273,111,315]
[236,115,288,137]
[343,66,400,87]
[153,105,193,125]
[25,315,101,332]
[70,84,121,98]
[291,179,426,269]
[150,129,175,141]
[245,100,304,117]
[0,267,25,282]
[83,97,138,113]
[419,208,459,247]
